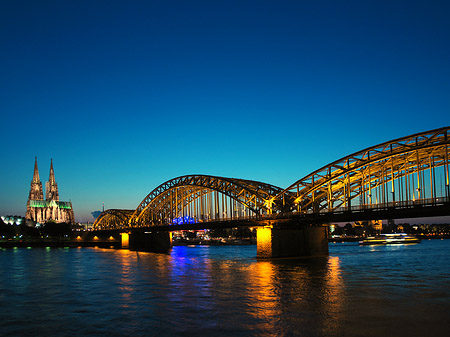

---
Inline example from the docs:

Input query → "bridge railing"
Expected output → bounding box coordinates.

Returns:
[333,196,449,214]
[286,196,449,216]
[272,196,449,219]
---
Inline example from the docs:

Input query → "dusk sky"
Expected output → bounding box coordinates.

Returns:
[1,0,449,222]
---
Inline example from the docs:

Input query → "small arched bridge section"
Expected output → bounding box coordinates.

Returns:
[93,209,135,230]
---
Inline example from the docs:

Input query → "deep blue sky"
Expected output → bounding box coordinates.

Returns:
[1,0,449,222]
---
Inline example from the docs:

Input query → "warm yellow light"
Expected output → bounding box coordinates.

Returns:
[121,233,129,248]
[93,236,99,240]
[257,227,272,258]
[109,236,114,240]
[76,236,82,240]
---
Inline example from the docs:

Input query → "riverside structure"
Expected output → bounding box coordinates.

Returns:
[93,126,450,258]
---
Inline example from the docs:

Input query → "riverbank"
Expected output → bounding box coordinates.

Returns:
[0,240,120,249]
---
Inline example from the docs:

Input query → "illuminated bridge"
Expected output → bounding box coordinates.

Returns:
[93,126,450,258]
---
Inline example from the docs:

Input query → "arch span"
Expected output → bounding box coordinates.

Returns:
[131,175,285,225]
[93,209,135,230]
[274,126,450,214]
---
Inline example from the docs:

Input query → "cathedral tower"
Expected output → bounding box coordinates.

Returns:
[28,156,44,200]
[45,159,59,201]
[26,158,75,224]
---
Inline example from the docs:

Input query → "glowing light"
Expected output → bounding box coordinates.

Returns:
[171,216,196,225]
[256,227,273,258]
[121,233,129,248]
[93,236,99,240]
[29,200,72,209]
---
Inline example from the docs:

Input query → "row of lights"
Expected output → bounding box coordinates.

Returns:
[75,236,116,241]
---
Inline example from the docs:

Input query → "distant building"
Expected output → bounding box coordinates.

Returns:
[370,220,382,232]
[1,215,25,226]
[25,157,75,224]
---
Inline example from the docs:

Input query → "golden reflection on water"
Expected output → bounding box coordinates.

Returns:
[244,256,345,336]
[246,261,280,332]
[322,256,344,335]
[115,249,138,309]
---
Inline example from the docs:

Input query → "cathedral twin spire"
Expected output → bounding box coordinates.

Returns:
[46,159,59,201]
[48,159,56,184]
[29,157,43,201]
[30,157,59,201]
[32,156,40,183]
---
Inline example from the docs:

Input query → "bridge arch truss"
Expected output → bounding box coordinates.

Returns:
[131,175,285,226]
[93,209,135,230]
[274,126,450,214]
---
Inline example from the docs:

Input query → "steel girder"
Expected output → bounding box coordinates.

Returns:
[131,175,284,224]
[274,126,450,213]
[93,209,135,230]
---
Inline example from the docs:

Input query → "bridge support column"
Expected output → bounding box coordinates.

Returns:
[257,223,328,259]
[120,233,129,248]
[128,231,172,253]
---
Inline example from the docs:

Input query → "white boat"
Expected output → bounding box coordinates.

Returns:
[359,233,420,245]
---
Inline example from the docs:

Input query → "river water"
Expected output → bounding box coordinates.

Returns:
[1,240,450,336]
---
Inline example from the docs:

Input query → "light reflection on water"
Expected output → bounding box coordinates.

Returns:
[0,241,450,336]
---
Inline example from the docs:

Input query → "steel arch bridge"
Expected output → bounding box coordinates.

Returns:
[93,126,450,230]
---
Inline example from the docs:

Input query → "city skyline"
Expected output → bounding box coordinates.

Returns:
[1,1,450,222]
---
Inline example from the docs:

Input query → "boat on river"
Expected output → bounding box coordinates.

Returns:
[359,233,420,245]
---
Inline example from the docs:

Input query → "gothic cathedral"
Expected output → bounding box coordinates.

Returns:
[26,158,75,224]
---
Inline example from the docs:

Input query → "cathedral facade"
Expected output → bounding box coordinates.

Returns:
[26,158,75,224]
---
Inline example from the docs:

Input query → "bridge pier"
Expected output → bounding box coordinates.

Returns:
[127,231,172,253]
[257,222,328,259]
[120,233,129,248]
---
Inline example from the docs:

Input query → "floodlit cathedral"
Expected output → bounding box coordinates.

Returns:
[26,157,75,224]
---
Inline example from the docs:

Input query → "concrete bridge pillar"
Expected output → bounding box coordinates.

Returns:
[257,222,328,259]
[128,231,172,253]
[120,233,129,248]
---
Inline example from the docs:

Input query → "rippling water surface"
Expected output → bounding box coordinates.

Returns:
[1,240,450,336]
